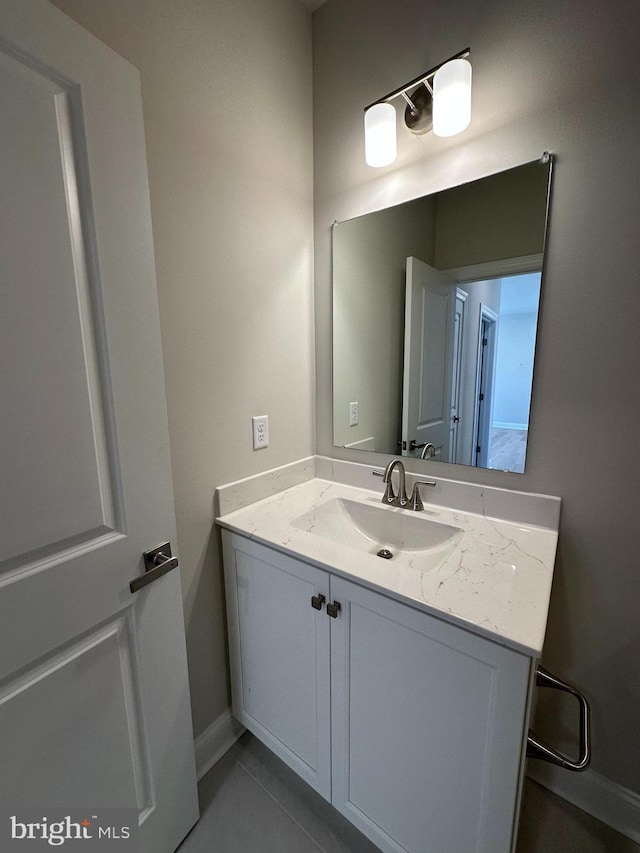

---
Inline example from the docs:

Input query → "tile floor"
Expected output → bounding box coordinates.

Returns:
[178,732,639,853]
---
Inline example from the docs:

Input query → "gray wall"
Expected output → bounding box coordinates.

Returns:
[434,160,548,269]
[314,0,640,798]
[333,196,436,450]
[493,280,540,428]
[52,0,314,739]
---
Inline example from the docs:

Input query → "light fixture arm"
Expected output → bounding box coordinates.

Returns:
[400,91,418,117]
[363,47,470,113]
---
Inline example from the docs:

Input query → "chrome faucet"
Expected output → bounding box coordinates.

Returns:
[372,461,436,511]
[382,459,408,507]
[420,443,436,460]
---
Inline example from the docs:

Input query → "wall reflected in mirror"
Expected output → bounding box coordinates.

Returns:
[332,157,553,472]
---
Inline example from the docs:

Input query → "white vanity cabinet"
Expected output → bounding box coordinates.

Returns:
[222,532,332,798]
[223,531,533,853]
[330,575,532,853]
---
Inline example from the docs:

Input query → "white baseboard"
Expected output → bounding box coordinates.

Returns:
[492,421,527,431]
[194,708,246,781]
[527,761,640,844]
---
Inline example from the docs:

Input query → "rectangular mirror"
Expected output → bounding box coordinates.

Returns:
[332,156,553,473]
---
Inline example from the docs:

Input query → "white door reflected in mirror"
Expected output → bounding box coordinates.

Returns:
[402,258,455,462]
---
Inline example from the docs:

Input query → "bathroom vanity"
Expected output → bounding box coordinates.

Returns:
[217,466,560,853]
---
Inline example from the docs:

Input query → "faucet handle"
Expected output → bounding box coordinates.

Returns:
[410,480,436,511]
[372,468,396,503]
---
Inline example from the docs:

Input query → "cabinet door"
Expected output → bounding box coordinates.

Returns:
[330,577,531,853]
[222,532,331,798]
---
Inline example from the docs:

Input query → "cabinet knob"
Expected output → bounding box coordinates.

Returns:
[311,593,326,610]
[327,601,341,618]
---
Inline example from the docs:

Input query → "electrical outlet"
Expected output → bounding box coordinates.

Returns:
[252,415,269,450]
[349,401,359,427]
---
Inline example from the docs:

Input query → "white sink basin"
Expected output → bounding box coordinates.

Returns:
[291,497,462,565]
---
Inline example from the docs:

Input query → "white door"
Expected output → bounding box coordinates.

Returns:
[0,2,198,851]
[402,257,455,460]
[448,290,467,463]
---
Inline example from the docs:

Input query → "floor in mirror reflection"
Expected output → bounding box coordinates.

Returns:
[487,426,527,473]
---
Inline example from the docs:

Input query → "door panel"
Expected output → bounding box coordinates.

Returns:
[1,617,150,808]
[449,292,466,462]
[0,3,197,850]
[331,578,531,853]
[1,48,121,571]
[223,533,331,799]
[402,257,455,459]
[236,548,322,765]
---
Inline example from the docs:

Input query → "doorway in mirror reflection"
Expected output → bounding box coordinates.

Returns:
[402,261,541,474]
[471,272,541,473]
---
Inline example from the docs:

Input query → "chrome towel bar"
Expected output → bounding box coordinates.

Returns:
[527,666,591,772]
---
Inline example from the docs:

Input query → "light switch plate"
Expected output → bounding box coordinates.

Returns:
[349,401,359,427]
[252,415,269,449]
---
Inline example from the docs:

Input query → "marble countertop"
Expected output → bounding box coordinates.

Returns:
[216,477,558,657]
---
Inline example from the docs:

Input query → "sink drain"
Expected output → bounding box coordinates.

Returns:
[377,549,393,560]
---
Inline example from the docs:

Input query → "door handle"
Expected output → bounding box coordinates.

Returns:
[130,542,179,593]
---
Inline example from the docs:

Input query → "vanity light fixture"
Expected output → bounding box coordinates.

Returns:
[364,102,397,168]
[364,48,471,167]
